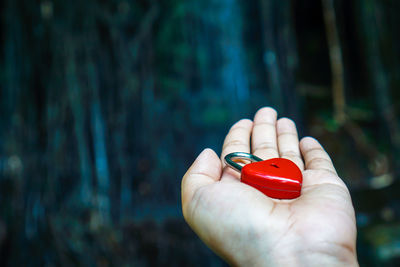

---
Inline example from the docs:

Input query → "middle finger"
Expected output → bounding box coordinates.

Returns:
[251,107,279,159]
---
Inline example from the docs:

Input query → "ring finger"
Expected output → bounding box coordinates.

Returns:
[276,118,304,171]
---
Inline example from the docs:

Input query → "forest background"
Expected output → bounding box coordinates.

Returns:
[1,0,400,266]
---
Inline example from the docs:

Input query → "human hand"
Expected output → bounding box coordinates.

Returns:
[181,107,358,266]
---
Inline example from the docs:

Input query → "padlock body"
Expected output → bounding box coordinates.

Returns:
[241,158,302,199]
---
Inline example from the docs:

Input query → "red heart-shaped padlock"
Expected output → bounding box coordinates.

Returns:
[241,158,303,199]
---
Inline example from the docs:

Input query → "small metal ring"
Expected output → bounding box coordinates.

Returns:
[224,152,263,172]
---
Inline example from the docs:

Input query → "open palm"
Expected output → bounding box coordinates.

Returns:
[181,107,358,266]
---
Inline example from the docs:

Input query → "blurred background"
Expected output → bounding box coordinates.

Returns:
[0,0,400,266]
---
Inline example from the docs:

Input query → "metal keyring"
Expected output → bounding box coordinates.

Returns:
[224,152,263,172]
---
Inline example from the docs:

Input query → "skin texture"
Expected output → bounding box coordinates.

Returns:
[181,107,358,267]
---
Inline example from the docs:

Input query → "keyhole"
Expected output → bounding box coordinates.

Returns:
[270,163,279,168]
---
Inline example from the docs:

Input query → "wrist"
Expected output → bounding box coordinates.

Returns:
[233,243,358,267]
[261,252,358,267]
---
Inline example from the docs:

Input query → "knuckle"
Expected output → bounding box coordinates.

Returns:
[282,150,300,157]
[223,139,248,150]
[307,157,332,167]
[253,122,275,129]
[278,132,298,138]
[254,141,276,150]
[253,147,277,155]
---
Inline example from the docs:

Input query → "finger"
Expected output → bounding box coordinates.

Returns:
[300,137,337,175]
[181,149,222,219]
[221,119,253,164]
[220,119,253,182]
[277,118,304,171]
[251,107,279,159]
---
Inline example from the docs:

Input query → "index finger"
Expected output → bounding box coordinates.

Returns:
[221,119,253,164]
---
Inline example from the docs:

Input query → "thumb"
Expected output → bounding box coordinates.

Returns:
[181,148,222,219]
